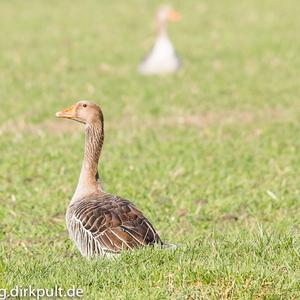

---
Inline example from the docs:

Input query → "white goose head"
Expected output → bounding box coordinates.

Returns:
[156,6,181,33]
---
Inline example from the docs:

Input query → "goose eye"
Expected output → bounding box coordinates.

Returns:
[83,104,87,108]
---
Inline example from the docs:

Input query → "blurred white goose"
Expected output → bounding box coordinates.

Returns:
[139,6,181,75]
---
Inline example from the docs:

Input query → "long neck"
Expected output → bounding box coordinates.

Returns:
[73,120,104,200]
[157,19,168,37]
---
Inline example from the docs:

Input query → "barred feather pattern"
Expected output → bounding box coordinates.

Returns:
[66,193,163,258]
[84,124,103,172]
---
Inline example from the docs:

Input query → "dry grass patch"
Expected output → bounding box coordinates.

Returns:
[0,107,294,137]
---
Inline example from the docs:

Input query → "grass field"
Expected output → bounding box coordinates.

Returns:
[1,0,300,298]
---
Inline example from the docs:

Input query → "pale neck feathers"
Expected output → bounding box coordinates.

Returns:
[157,18,168,37]
[72,120,104,201]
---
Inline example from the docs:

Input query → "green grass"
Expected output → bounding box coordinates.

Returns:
[1,0,300,298]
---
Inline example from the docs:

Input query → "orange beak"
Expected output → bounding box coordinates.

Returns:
[56,104,76,119]
[168,10,181,22]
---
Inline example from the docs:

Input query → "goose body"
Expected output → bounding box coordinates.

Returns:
[66,194,161,258]
[56,101,163,258]
[139,6,181,75]
[139,34,181,75]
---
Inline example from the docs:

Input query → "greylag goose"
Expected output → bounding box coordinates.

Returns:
[56,101,165,258]
[138,6,181,75]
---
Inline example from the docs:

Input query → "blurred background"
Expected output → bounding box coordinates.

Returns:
[1,0,299,122]
[1,0,300,298]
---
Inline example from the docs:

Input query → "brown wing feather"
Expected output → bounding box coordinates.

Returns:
[67,193,162,257]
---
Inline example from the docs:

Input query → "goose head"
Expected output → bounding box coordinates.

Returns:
[56,100,103,125]
[156,6,181,27]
